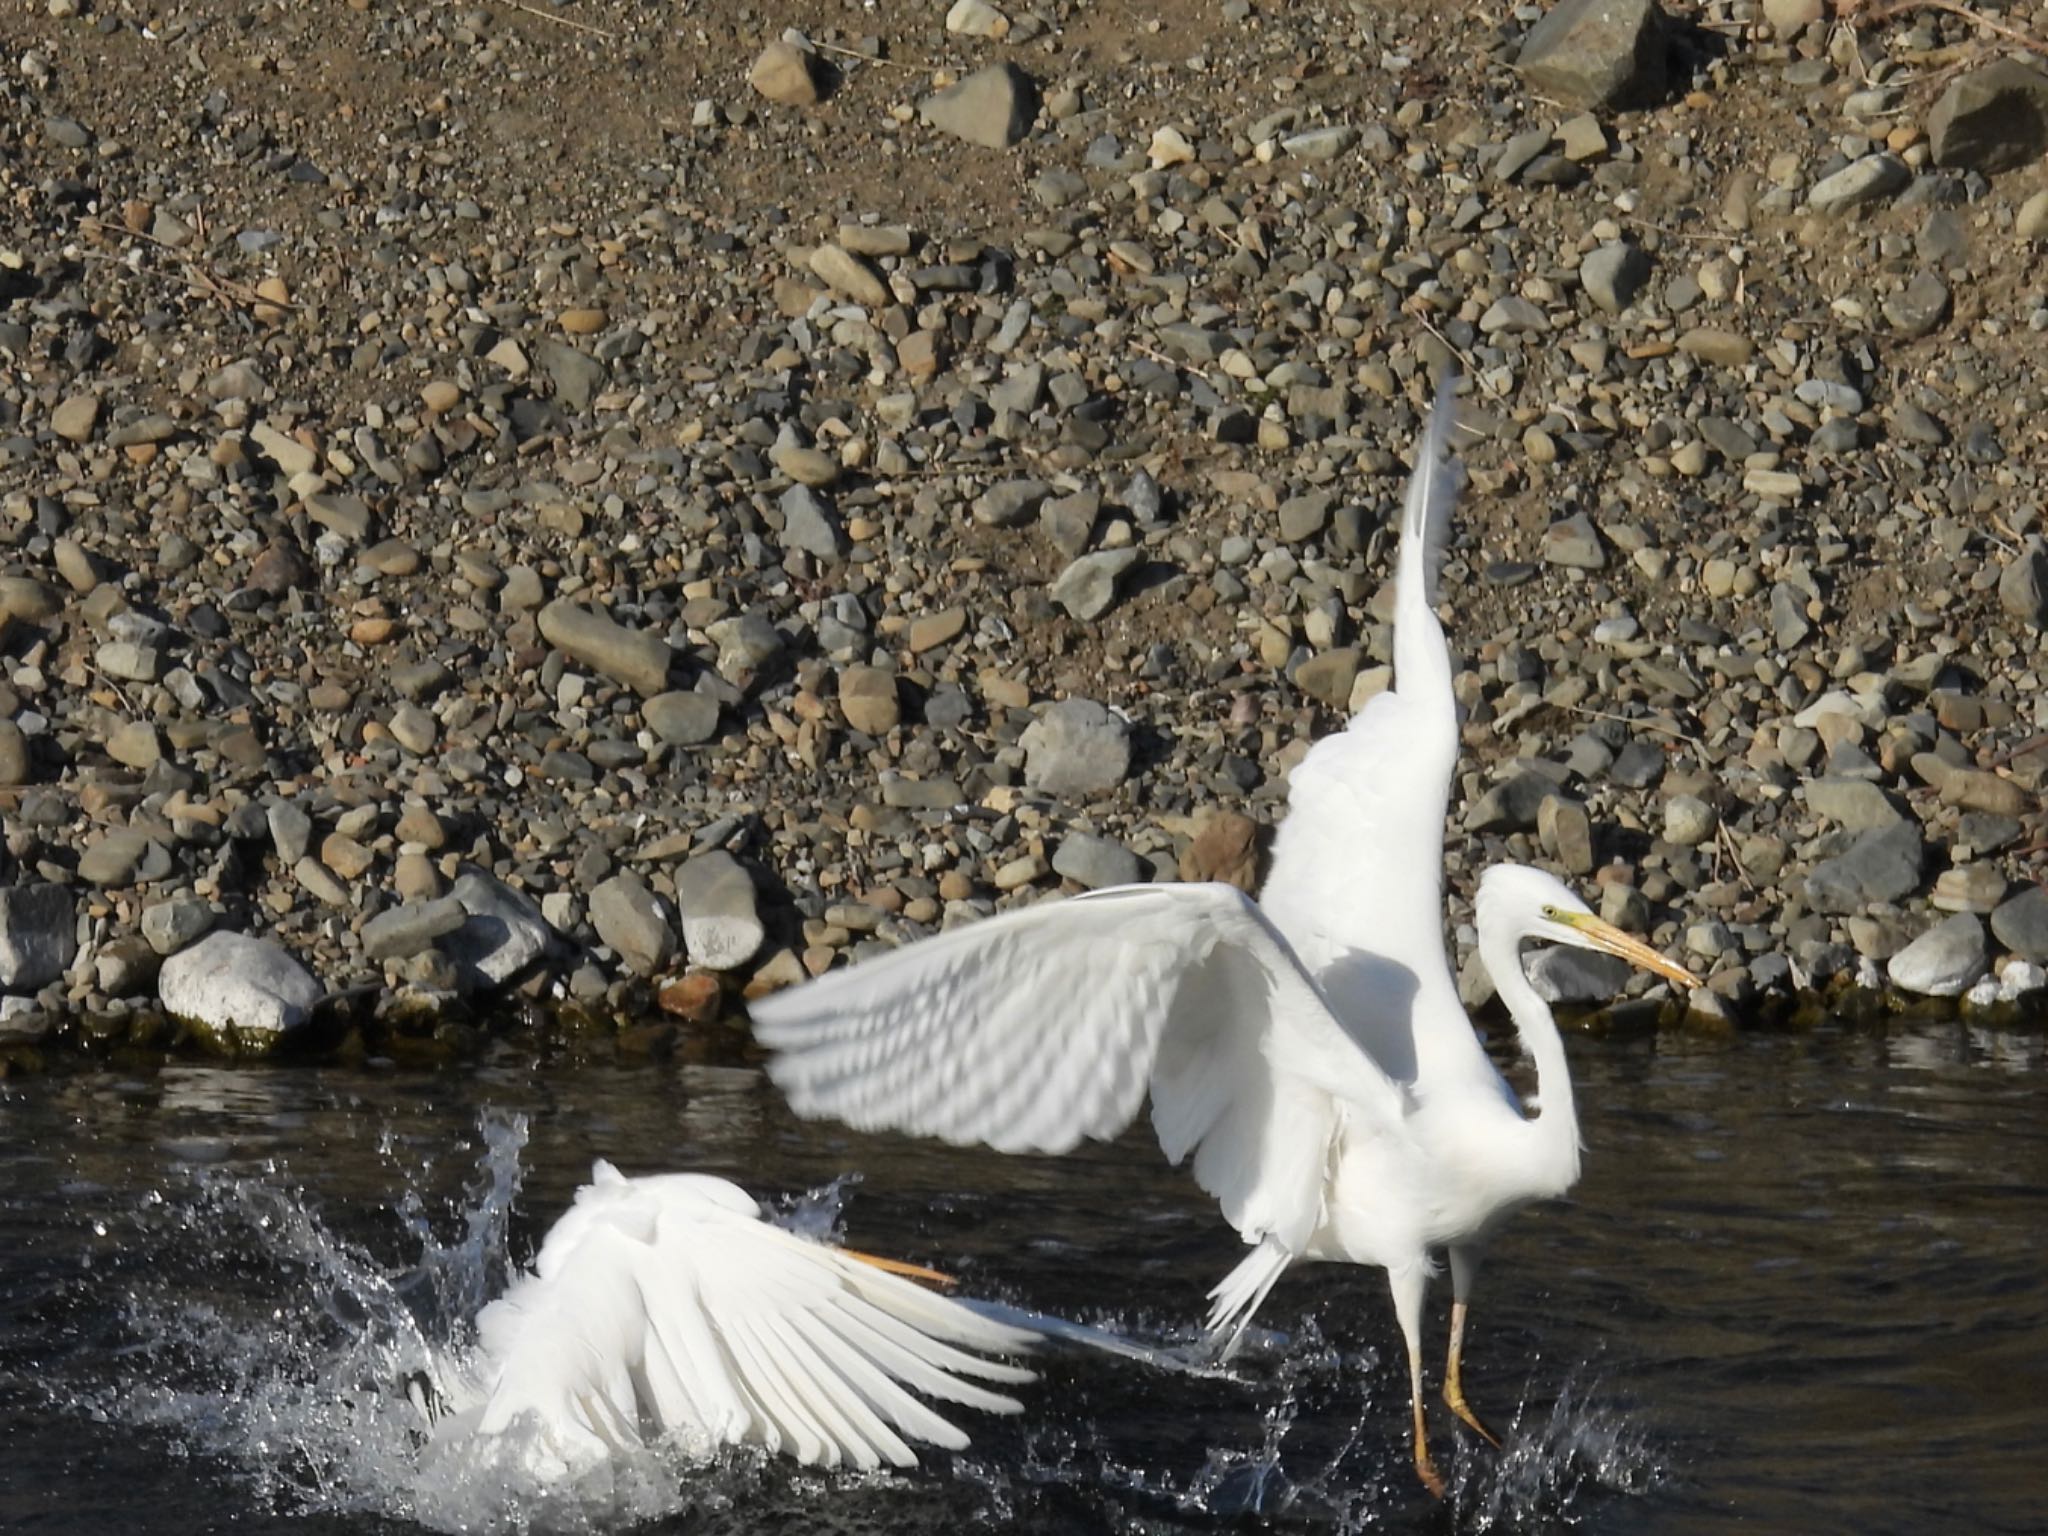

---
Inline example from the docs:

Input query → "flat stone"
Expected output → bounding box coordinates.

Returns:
[1998,540,2048,627]
[1527,947,1631,1003]
[1581,241,1651,314]
[1180,810,1260,890]
[809,244,890,308]
[920,63,1039,149]
[1051,548,1140,621]
[1295,648,1361,708]
[1678,327,1754,366]
[362,897,467,962]
[974,478,1052,528]
[0,884,77,991]
[1804,822,1924,914]
[1664,794,1718,846]
[1804,777,1902,831]
[1927,60,2048,174]
[1883,271,1950,337]
[1052,831,1143,890]
[1931,864,2007,915]
[1466,772,1557,833]
[646,691,722,746]
[592,873,676,976]
[1537,795,1595,874]
[749,40,824,107]
[1516,0,1669,111]
[51,394,100,443]
[1542,511,1606,569]
[158,931,322,1045]
[1021,697,1132,795]
[444,870,554,987]
[778,484,845,560]
[1887,913,1988,997]
[538,600,675,696]
[1807,153,1911,214]
[672,850,765,971]
[839,665,902,735]
[140,897,214,956]
[0,576,62,623]
[0,720,28,786]
[1990,886,2048,961]
[79,827,156,886]
[248,421,319,476]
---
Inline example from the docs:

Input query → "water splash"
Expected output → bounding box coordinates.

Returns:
[60,1111,759,1534]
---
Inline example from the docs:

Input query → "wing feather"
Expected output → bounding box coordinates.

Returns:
[757,884,1409,1259]
[1257,379,1485,1086]
[449,1171,1034,1473]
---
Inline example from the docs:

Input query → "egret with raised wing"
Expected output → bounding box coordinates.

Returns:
[752,381,1700,1495]
[415,1162,1036,1479]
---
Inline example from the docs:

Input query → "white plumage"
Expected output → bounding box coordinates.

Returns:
[753,379,1699,1494]
[422,1162,1035,1478]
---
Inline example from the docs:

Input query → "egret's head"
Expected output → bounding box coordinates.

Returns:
[1476,864,1701,989]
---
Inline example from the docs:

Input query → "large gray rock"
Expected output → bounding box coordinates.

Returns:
[1527,946,1631,1004]
[1052,831,1143,890]
[1580,241,1651,314]
[140,897,215,956]
[1516,0,1669,111]
[1998,539,2048,628]
[362,896,467,962]
[0,884,77,991]
[1020,698,1132,796]
[591,873,676,976]
[778,484,845,560]
[538,600,675,696]
[920,63,1038,149]
[1887,913,1988,997]
[1927,60,2048,174]
[645,691,722,746]
[536,339,603,413]
[443,871,554,986]
[1803,823,1924,914]
[1051,548,1140,621]
[671,851,765,972]
[1804,778,1903,832]
[158,932,322,1044]
[1807,153,1910,215]
[1991,886,2048,961]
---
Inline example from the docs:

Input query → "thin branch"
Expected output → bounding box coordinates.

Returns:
[1860,0,2048,57]
[499,0,618,40]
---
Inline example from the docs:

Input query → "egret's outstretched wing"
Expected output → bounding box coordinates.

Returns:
[443,1164,1035,1474]
[755,884,1409,1256]
[1257,381,1479,1084]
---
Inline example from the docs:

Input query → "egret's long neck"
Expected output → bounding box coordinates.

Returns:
[1478,920,1583,1197]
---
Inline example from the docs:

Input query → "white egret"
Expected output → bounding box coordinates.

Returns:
[416,1161,1036,1478]
[752,380,1701,1495]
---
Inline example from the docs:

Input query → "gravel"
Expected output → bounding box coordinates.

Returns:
[1,0,2045,1066]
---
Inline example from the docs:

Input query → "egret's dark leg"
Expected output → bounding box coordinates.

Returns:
[1390,1264,1445,1497]
[1443,1245,1501,1447]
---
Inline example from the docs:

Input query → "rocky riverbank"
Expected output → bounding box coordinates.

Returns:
[1,0,2046,1071]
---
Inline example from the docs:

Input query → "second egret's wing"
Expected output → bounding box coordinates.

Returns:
[454,1165,1035,1473]
[1257,383,1472,1079]
[755,884,1409,1256]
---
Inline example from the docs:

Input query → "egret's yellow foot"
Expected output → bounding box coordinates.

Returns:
[1444,1299,1501,1447]
[842,1248,955,1288]
[1412,1392,1446,1498]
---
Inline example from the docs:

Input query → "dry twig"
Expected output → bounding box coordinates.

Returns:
[499,0,618,40]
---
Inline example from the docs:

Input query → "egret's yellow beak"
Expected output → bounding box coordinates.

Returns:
[842,1248,957,1289]
[1556,911,1702,989]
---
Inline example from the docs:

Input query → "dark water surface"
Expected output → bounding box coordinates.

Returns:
[2,1021,2043,1535]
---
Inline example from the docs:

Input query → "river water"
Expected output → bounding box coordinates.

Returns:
[2,1020,2043,1535]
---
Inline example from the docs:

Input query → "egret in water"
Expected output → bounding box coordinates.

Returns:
[752,381,1701,1495]
[416,1162,1036,1477]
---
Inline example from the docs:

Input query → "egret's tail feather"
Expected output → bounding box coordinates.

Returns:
[1204,1236,1293,1357]
[958,1299,1233,1377]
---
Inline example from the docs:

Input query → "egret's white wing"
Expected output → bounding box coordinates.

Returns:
[1257,382,1483,1086]
[446,1164,1035,1474]
[756,884,1409,1256]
